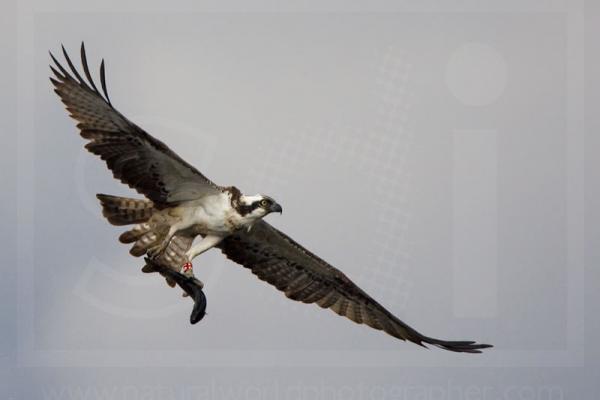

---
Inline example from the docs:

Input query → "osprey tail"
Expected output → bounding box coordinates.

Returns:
[97,194,163,256]
[97,194,189,290]
[97,194,155,226]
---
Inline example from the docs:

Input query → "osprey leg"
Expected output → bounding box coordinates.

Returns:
[182,234,225,273]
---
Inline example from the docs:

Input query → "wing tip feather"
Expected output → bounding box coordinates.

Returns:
[421,337,493,353]
[49,42,112,106]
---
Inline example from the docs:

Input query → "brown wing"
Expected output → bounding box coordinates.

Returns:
[49,42,221,205]
[218,221,492,353]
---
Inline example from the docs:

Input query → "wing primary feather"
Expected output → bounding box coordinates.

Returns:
[80,42,101,95]
[61,44,88,88]
[49,42,221,205]
[49,65,65,80]
[99,59,112,105]
[49,51,69,78]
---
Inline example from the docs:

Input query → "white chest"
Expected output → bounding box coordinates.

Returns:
[184,193,248,234]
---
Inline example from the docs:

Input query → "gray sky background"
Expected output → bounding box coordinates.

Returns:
[1,0,599,399]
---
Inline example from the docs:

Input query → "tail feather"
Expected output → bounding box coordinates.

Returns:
[119,223,151,244]
[97,194,154,226]
[98,194,184,291]
[129,231,160,257]
[97,193,165,257]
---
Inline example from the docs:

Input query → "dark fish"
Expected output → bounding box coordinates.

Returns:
[143,257,207,324]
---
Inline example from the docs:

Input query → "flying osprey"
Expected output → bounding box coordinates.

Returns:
[50,43,492,353]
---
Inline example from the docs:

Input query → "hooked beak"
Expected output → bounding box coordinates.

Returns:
[270,203,283,214]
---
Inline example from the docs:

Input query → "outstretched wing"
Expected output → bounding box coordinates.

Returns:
[218,221,492,353]
[49,43,221,205]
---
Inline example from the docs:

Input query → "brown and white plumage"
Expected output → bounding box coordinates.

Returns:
[51,43,281,259]
[217,221,491,353]
[51,43,492,353]
[50,43,220,206]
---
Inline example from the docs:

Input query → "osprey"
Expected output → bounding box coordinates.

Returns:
[50,43,492,353]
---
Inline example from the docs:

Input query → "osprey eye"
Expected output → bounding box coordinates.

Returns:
[260,199,269,207]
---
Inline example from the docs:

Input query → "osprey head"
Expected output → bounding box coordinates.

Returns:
[238,194,283,218]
